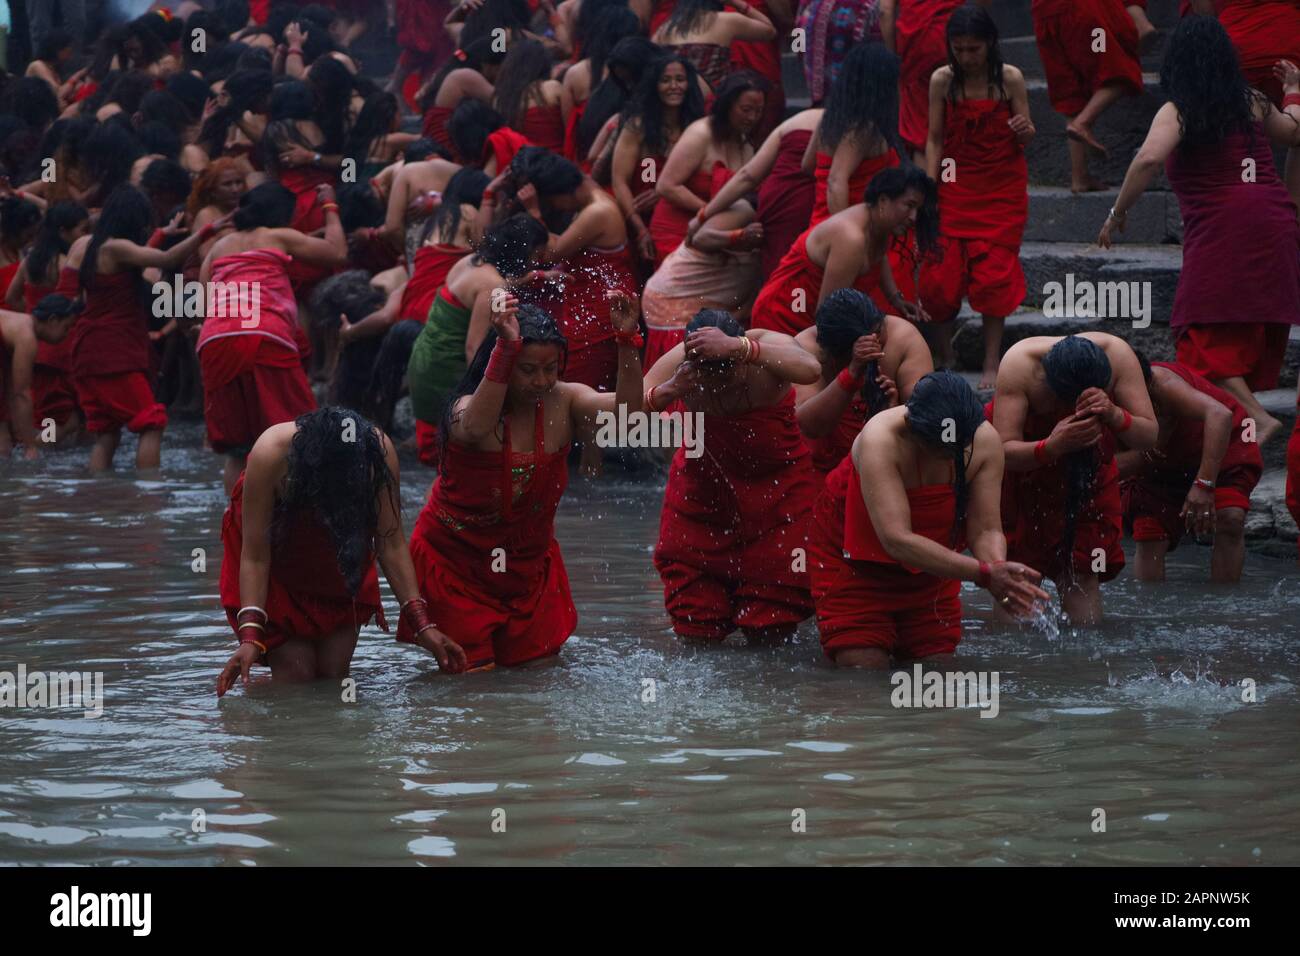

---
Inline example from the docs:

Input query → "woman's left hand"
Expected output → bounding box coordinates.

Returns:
[684,327,746,363]
[606,289,640,332]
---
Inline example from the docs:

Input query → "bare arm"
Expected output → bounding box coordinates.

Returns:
[698,122,784,222]
[566,291,644,428]
[6,331,38,448]
[1160,372,1233,484]
[744,328,823,384]
[271,206,348,267]
[924,69,949,182]
[878,0,897,52]
[655,128,709,214]
[4,261,26,310]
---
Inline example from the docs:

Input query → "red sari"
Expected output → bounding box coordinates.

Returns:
[756,127,817,278]
[399,245,470,323]
[1219,0,1300,105]
[71,271,167,435]
[1031,0,1142,116]
[485,127,533,172]
[23,279,79,427]
[654,391,818,639]
[219,473,386,651]
[750,228,890,334]
[401,402,577,668]
[729,0,785,142]
[520,105,565,154]
[562,100,587,165]
[809,455,964,660]
[987,399,1125,583]
[281,166,339,297]
[1121,362,1262,549]
[554,243,639,391]
[809,147,899,225]
[648,161,732,269]
[896,0,964,152]
[421,106,457,158]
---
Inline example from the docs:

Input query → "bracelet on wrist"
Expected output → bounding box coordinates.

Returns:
[1033,438,1051,463]
[836,367,865,393]
[976,560,992,589]
[613,328,644,349]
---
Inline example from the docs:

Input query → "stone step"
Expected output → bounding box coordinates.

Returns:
[989,0,1186,38]
[1025,186,1181,244]
[1017,240,1182,319]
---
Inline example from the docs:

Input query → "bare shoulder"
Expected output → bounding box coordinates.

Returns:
[1001,64,1026,89]
[930,65,954,89]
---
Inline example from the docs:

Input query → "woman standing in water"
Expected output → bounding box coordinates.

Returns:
[808,369,1047,668]
[216,406,468,696]
[400,294,644,671]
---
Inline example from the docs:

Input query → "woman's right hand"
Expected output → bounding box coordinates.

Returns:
[316,183,337,206]
[490,293,521,340]
[1273,58,1300,94]
[848,334,884,377]
[1046,412,1103,456]
[416,627,469,674]
[217,643,262,697]
[634,230,656,263]
[986,561,1049,617]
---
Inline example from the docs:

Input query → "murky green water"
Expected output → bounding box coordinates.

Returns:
[1,423,1297,865]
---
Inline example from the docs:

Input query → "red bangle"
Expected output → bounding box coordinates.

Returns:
[485,336,521,383]
[836,367,865,393]
[645,384,664,412]
[1283,93,1300,110]
[614,328,644,349]
[1116,408,1133,432]
[1034,438,1050,463]
[976,561,992,589]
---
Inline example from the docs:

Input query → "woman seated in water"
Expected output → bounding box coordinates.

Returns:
[215,407,468,696]
[808,371,1048,669]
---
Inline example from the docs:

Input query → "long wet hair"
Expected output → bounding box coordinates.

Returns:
[0,196,43,250]
[418,37,506,112]
[815,289,888,415]
[623,53,706,155]
[79,185,153,291]
[84,118,145,204]
[864,164,940,257]
[492,38,553,130]
[232,182,298,230]
[818,43,902,155]
[275,406,397,597]
[438,304,568,465]
[587,6,643,85]
[26,201,89,286]
[578,34,660,156]
[1041,336,1113,576]
[472,213,548,277]
[905,369,987,546]
[684,308,747,375]
[1161,15,1263,151]
[709,71,770,140]
[461,0,532,47]
[663,0,723,37]
[421,167,489,247]
[311,270,386,413]
[344,91,400,167]
[307,55,355,155]
[448,98,506,167]
[946,3,1007,104]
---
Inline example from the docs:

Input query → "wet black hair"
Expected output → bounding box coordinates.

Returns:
[424,167,489,246]
[307,55,355,154]
[136,92,191,137]
[141,158,193,207]
[137,120,183,160]
[815,288,888,414]
[709,70,770,140]
[946,3,1007,104]
[473,213,547,277]
[404,138,445,163]
[0,77,60,131]
[80,184,154,291]
[269,78,316,120]
[577,35,660,157]
[663,0,724,36]
[460,0,532,48]
[492,38,553,130]
[1161,15,1264,151]
[337,181,385,232]
[236,45,275,73]
[277,406,398,598]
[439,303,568,465]
[418,37,507,112]
[0,196,43,246]
[83,118,144,204]
[587,6,643,84]
[105,71,157,115]
[26,201,89,286]
[232,182,298,230]
[448,98,506,167]
[684,308,746,374]
[35,29,74,64]
[32,293,82,322]
[623,54,706,155]
[166,72,212,119]
[311,270,386,413]
[864,164,940,256]
[216,0,252,35]
[367,319,425,434]
[511,146,584,196]
[819,43,902,155]
[905,369,987,545]
[1042,336,1113,578]
[345,91,401,167]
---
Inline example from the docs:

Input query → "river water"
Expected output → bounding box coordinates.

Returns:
[1,422,1297,866]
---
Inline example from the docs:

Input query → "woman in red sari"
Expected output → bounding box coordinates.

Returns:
[646,310,824,643]
[1099,22,1300,447]
[881,0,978,160]
[809,369,1046,668]
[560,7,644,164]
[649,71,768,268]
[402,296,645,670]
[494,39,567,154]
[215,406,468,696]
[416,37,505,160]
[920,4,1034,387]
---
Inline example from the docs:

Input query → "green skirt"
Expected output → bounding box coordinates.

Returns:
[408,289,472,424]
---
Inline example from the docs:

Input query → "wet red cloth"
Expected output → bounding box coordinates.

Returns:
[644,328,685,375]
[400,245,470,322]
[200,337,316,455]
[934,99,1029,247]
[401,403,577,668]
[197,249,304,353]
[70,271,149,379]
[1219,0,1300,105]
[1175,322,1291,392]
[756,127,817,278]
[520,105,566,154]
[729,0,785,142]
[987,399,1125,583]
[1122,362,1261,549]
[750,228,891,334]
[1166,122,1300,350]
[554,243,638,390]
[22,280,79,427]
[648,162,730,268]
[562,100,587,164]
[809,391,871,476]
[896,0,965,151]
[280,167,339,297]
[421,106,457,158]
[415,418,440,467]
[649,0,676,33]
[0,261,18,297]
[808,455,963,659]
[654,391,818,639]
[485,127,533,172]
[1031,0,1143,116]
[220,473,386,652]
[250,0,269,23]
[810,147,899,225]
[76,372,167,434]
[397,0,454,59]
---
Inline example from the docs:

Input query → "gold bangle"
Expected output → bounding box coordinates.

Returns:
[243,638,268,655]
